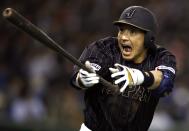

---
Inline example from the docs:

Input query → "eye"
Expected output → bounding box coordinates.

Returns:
[128,27,138,34]
[130,26,144,34]
[118,25,144,36]
[118,26,124,32]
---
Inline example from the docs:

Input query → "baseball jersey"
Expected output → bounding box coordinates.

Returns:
[71,36,176,131]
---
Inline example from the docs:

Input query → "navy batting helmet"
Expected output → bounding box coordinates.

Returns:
[114,6,158,50]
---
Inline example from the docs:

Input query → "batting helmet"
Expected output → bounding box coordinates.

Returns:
[114,6,158,50]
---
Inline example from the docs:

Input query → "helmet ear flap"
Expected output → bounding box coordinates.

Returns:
[144,31,155,50]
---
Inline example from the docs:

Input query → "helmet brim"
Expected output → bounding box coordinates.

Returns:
[113,20,150,32]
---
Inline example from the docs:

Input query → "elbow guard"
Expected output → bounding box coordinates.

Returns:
[152,71,175,97]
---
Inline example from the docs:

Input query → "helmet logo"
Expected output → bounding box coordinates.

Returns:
[124,9,136,18]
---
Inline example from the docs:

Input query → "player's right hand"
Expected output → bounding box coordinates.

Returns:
[77,61,100,88]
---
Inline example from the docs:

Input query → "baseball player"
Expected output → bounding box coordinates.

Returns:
[71,6,176,131]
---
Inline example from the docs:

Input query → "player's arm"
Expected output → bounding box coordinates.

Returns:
[109,63,175,96]
[152,48,176,96]
[144,70,163,90]
[109,64,160,92]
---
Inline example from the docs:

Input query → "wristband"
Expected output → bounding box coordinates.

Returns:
[141,71,154,88]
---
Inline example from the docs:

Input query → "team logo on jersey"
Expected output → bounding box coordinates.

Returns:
[122,85,151,102]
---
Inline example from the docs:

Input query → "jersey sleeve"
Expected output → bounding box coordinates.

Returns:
[152,48,177,97]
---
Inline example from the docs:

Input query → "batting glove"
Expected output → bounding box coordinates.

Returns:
[76,61,100,89]
[109,63,144,92]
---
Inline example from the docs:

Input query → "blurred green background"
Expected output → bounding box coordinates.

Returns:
[0,0,189,130]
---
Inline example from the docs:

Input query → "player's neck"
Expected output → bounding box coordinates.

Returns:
[133,50,147,64]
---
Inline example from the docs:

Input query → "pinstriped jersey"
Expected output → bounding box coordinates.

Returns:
[71,36,176,131]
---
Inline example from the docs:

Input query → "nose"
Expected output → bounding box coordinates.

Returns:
[120,34,129,40]
[120,31,130,41]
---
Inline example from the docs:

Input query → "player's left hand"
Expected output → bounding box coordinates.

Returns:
[77,61,99,88]
[109,63,144,92]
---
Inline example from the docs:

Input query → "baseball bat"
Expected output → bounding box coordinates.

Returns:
[2,8,119,93]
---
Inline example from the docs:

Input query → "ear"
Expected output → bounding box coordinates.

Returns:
[144,31,155,49]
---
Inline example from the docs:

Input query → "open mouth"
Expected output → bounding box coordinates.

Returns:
[122,44,132,53]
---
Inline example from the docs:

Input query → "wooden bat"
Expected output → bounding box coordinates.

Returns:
[2,8,119,93]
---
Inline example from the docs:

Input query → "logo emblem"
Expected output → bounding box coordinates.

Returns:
[90,63,101,71]
[124,9,136,18]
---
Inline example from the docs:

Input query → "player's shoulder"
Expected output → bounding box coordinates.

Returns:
[87,36,118,54]
[89,36,118,50]
[98,36,117,43]
[155,44,175,56]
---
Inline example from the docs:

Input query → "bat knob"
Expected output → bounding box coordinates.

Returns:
[3,8,13,18]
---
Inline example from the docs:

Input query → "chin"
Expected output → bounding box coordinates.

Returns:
[122,54,133,61]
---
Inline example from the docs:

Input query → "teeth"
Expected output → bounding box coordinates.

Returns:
[122,45,131,48]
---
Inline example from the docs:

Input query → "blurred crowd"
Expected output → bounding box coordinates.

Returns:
[0,0,189,130]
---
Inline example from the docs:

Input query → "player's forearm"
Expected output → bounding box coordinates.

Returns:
[148,70,163,89]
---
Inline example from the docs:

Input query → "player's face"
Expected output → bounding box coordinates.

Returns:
[117,24,147,63]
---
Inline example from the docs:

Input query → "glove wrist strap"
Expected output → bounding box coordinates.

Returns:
[133,69,144,85]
